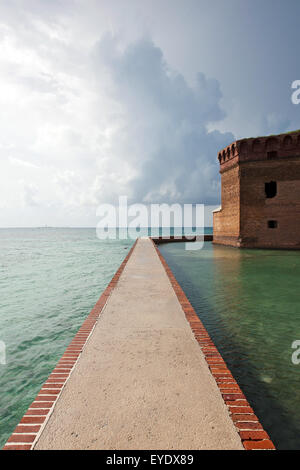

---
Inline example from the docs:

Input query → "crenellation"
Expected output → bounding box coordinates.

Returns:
[213,130,300,249]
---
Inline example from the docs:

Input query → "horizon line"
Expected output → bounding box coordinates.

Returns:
[0,226,213,229]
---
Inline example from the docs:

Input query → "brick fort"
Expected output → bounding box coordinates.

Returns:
[213,130,300,249]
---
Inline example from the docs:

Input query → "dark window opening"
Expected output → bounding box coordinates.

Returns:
[265,181,277,198]
[268,220,278,229]
[267,151,278,159]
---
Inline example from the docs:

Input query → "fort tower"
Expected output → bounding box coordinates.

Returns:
[213,130,300,249]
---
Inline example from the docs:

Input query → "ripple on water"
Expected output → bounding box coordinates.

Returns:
[160,241,300,450]
[0,228,133,448]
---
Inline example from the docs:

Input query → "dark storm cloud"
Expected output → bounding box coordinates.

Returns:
[95,35,234,204]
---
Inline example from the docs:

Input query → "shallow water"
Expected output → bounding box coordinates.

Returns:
[2,228,299,450]
[159,241,300,450]
[0,228,133,448]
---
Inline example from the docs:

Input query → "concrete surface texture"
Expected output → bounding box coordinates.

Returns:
[35,238,243,450]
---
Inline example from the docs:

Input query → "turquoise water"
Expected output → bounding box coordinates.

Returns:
[0,226,205,447]
[2,229,299,450]
[0,228,133,448]
[159,241,300,450]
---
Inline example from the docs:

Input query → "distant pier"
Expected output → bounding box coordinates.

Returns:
[151,234,213,244]
[3,238,274,450]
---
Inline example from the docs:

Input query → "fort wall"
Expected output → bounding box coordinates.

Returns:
[213,165,241,247]
[213,130,300,249]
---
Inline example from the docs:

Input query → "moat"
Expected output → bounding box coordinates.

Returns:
[160,241,300,450]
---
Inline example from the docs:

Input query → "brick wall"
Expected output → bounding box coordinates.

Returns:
[240,159,300,249]
[213,130,300,249]
[213,165,241,247]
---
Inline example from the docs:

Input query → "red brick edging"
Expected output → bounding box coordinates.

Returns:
[151,239,275,451]
[2,240,137,451]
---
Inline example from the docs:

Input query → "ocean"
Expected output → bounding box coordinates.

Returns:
[0,226,205,447]
[0,228,133,448]
[1,228,299,449]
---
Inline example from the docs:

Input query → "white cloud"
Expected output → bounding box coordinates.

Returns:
[0,2,234,226]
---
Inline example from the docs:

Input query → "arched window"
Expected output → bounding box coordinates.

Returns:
[265,181,277,198]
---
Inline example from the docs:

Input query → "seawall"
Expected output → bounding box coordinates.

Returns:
[151,235,213,244]
[3,238,274,450]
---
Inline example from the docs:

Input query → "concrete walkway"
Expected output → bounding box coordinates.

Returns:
[35,238,243,450]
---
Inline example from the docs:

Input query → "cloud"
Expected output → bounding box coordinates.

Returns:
[22,183,40,207]
[0,4,234,226]
[1,0,299,227]
[263,113,291,136]
[91,35,234,205]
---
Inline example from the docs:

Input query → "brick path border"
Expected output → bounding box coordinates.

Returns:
[3,237,275,450]
[2,240,137,451]
[151,238,275,451]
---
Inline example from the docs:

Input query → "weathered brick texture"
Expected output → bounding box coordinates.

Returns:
[213,131,300,249]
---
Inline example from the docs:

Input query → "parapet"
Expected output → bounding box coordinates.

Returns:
[217,130,300,172]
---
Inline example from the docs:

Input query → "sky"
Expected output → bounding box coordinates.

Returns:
[0,0,300,227]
